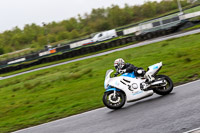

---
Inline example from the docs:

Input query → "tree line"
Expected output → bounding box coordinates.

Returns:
[0,0,190,55]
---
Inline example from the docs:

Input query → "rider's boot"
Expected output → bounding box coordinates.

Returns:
[141,76,155,91]
[141,82,150,91]
[145,75,155,84]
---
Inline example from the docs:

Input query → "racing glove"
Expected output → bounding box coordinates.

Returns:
[119,69,126,74]
[114,72,119,77]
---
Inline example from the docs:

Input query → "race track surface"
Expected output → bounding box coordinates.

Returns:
[14,80,200,133]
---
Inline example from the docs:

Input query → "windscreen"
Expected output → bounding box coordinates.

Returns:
[105,69,113,78]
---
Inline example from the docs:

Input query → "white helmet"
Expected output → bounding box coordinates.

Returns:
[114,58,125,70]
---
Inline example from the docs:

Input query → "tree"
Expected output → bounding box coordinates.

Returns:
[49,25,65,34]
[56,31,69,41]
[37,35,47,46]
[107,5,132,27]
[0,48,4,55]
[70,29,79,39]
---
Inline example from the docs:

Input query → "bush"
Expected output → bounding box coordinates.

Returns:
[0,48,4,55]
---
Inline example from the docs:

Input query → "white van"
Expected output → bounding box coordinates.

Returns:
[91,29,117,42]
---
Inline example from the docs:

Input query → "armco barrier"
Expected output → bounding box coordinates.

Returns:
[0,60,7,66]
[25,53,39,60]
[56,45,70,52]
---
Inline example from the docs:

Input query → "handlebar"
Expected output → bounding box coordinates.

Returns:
[114,72,119,77]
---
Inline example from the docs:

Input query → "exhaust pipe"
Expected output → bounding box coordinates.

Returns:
[150,80,165,86]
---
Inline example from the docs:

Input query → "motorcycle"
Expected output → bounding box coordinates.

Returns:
[103,62,173,109]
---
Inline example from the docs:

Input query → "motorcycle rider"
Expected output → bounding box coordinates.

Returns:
[114,58,145,77]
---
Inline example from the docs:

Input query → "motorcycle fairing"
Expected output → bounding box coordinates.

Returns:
[106,86,121,92]
[145,62,162,78]
[105,72,153,102]
[121,72,136,78]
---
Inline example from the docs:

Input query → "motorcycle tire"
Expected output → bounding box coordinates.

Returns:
[153,75,174,95]
[103,91,126,109]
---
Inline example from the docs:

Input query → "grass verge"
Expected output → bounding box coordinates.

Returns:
[184,23,200,31]
[0,33,200,133]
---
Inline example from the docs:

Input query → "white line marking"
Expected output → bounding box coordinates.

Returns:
[183,127,200,133]
[175,79,200,88]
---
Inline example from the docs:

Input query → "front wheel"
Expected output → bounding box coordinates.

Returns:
[103,91,126,109]
[153,75,174,95]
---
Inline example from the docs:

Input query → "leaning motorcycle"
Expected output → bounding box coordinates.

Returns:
[103,62,173,109]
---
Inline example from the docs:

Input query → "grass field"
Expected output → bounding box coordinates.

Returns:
[185,5,200,13]
[0,33,200,133]
[184,23,200,31]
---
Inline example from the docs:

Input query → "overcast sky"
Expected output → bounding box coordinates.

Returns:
[0,0,162,33]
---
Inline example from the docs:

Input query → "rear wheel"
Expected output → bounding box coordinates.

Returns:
[103,91,126,109]
[153,75,173,95]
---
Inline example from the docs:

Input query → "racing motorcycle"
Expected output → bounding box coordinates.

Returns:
[103,62,173,109]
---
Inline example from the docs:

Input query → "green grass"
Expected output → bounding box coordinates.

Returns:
[184,5,200,13]
[184,24,200,31]
[0,33,200,133]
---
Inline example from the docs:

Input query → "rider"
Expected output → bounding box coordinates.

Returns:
[114,58,145,77]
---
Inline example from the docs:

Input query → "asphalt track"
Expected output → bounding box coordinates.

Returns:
[1,28,200,81]
[14,80,200,133]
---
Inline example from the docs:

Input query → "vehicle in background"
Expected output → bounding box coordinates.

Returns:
[91,29,117,42]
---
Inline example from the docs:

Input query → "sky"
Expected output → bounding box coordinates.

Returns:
[0,0,162,33]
